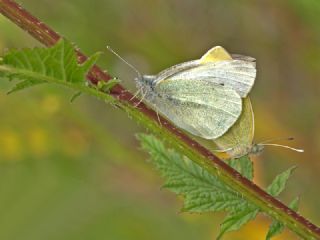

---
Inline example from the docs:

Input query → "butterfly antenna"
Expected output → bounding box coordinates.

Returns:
[259,137,294,144]
[106,45,142,79]
[259,143,304,153]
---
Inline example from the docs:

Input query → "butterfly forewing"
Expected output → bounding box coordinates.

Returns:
[153,79,242,139]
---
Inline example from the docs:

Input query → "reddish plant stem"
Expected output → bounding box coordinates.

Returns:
[0,0,319,238]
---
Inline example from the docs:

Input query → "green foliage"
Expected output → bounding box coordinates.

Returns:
[70,91,82,102]
[228,156,254,180]
[267,166,296,197]
[138,134,297,239]
[97,78,120,93]
[2,39,100,94]
[0,38,98,92]
[217,205,259,239]
[264,166,299,239]
[0,39,118,104]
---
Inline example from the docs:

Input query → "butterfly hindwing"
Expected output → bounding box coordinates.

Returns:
[214,97,255,158]
[167,60,256,98]
[200,46,233,63]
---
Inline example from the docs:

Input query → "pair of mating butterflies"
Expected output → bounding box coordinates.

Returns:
[110,46,303,158]
[136,46,259,159]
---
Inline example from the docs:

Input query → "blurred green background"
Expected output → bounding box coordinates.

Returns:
[0,1,319,239]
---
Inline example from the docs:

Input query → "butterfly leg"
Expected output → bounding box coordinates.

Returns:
[156,110,162,127]
[130,88,142,101]
[134,91,147,108]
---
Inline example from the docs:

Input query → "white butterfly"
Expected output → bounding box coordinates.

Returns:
[214,98,303,159]
[108,46,257,140]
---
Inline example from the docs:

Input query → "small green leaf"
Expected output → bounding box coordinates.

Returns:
[217,205,259,239]
[228,156,253,180]
[97,78,120,93]
[267,166,296,197]
[266,197,300,240]
[7,79,44,94]
[70,91,82,102]
[289,196,300,211]
[238,156,253,180]
[265,167,298,239]
[266,220,283,240]
[80,52,101,76]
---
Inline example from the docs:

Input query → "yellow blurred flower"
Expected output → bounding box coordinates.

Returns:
[0,129,22,160]
[27,128,48,157]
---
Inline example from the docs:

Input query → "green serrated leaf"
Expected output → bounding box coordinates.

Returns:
[137,134,303,239]
[181,192,245,213]
[0,38,101,92]
[217,205,259,239]
[138,134,251,213]
[267,166,296,197]
[266,197,300,240]
[228,156,253,180]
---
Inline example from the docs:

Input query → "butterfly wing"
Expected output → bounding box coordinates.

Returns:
[214,97,255,158]
[167,59,256,98]
[153,79,242,139]
[231,54,256,63]
[151,47,256,98]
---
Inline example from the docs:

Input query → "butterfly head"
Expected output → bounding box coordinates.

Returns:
[106,46,154,99]
[250,144,264,155]
[136,75,155,89]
